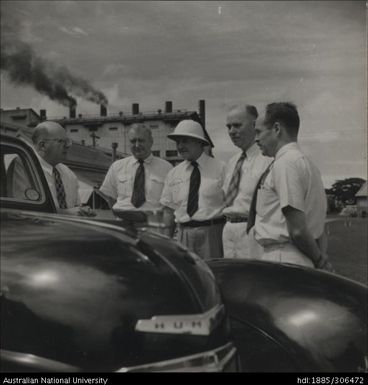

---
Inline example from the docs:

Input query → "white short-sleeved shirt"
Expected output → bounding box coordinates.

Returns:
[38,156,81,209]
[222,144,272,216]
[254,143,327,245]
[100,154,173,211]
[160,152,226,223]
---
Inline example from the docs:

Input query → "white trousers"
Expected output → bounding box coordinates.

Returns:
[260,242,314,268]
[222,222,263,259]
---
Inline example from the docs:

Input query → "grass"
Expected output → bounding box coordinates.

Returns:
[326,216,367,285]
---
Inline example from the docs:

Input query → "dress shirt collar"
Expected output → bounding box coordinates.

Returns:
[242,142,259,160]
[275,142,299,160]
[185,151,207,170]
[133,153,154,165]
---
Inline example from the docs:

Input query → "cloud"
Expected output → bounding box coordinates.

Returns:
[59,26,88,37]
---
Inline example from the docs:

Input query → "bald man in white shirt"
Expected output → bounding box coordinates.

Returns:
[11,121,94,216]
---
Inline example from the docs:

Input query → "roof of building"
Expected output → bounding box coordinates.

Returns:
[355,181,367,197]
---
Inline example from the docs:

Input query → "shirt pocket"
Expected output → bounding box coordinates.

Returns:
[256,184,277,217]
[201,177,223,200]
[170,177,189,204]
[149,175,165,201]
[117,175,132,198]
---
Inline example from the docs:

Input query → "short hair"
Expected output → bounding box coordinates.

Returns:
[129,123,153,141]
[245,105,258,119]
[228,104,258,121]
[265,102,299,137]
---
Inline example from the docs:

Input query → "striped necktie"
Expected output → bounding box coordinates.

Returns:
[187,161,200,217]
[246,161,274,234]
[225,152,246,207]
[53,167,67,209]
[131,159,146,208]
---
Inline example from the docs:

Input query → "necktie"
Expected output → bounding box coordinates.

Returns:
[225,152,247,207]
[246,161,274,234]
[187,161,200,217]
[131,159,146,208]
[53,167,67,209]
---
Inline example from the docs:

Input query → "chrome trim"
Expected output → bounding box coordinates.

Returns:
[0,349,80,372]
[135,304,225,335]
[117,342,237,372]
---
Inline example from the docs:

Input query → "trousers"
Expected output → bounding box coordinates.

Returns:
[177,222,224,260]
[223,222,263,259]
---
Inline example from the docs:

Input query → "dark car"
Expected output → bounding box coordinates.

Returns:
[0,133,236,372]
[0,133,367,373]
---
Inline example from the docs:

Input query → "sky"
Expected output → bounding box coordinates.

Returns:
[1,0,366,188]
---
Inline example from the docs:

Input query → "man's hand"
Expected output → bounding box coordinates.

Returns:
[77,205,96,217]
[58,206,96,217]
[316,253,335,273]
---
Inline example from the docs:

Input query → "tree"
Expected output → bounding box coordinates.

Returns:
[326,178,365,207]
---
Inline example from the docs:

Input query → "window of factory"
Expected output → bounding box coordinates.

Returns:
[150,124,159,129]
[166,150,178,157]
[70,129,79,133]
[109,127,118,131]
[152,150,160,157]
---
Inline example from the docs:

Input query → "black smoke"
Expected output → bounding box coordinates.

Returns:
[0,12,108,108]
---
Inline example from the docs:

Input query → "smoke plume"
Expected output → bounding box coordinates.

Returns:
[1,40,108,108]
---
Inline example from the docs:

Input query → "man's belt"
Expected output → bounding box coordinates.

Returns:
[180,217,226,228]
[226,216,248,223]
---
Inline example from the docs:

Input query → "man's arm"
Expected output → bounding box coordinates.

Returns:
[162,206,176,238]
[282,206,334,271]
[98,190,117,210]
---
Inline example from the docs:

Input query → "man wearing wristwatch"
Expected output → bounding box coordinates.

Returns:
[250,102,334,272]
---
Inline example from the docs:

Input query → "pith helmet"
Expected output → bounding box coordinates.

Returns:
[167,120,209,145]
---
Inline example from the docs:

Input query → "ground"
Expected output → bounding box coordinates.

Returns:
[326,216,367,285]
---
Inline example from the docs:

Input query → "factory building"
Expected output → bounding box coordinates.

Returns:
[51,99,212,165]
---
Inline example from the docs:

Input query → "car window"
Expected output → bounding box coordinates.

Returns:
[1,144,44,204]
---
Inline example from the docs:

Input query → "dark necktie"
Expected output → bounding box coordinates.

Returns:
[187,161,200,217]
[131,159,146,208]
[225,152,247,207]
[53,167,67,209]
[246,161,274,234]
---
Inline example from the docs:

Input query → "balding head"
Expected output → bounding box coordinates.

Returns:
[32,121,66,145]
[32,121,71,166]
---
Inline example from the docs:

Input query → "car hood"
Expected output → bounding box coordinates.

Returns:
[1,210,223,371]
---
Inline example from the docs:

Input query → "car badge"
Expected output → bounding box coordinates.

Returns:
[135,304,225,336]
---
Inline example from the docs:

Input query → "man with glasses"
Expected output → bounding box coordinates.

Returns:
[29,121,94,216]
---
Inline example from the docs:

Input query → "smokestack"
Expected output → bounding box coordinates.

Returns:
[112,142,118,162]
[39,109,47,121]
[69,105,76,119]
[132,103,139,115]
[100,104,107,117]
[165,101,173,113]
[199,99,206,129]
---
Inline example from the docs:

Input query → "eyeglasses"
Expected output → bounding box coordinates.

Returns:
[43,138,72,146]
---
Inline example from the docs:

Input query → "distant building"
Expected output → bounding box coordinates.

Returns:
[51,100,212,165]
[0,107,41,138]
[355,181,367,217]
